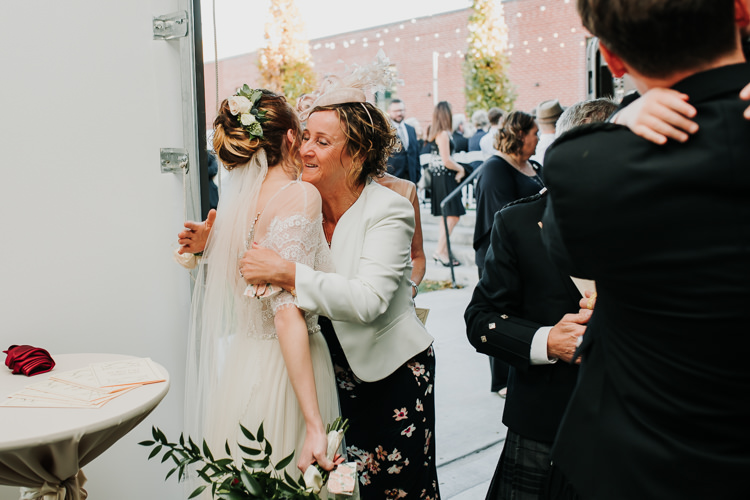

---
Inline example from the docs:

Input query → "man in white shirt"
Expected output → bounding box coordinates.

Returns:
[478,107,505,160]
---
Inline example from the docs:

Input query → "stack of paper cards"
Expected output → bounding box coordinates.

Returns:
[1,357,165,408]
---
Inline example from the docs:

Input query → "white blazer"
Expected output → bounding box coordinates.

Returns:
[295,179,434,382]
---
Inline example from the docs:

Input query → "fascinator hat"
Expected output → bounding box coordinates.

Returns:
[297,50,401,121]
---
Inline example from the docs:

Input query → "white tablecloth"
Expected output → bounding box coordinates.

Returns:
[0,353,169,498]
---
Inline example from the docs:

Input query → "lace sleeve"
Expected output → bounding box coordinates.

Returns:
[255,182,328,314]
[263,213,325,312]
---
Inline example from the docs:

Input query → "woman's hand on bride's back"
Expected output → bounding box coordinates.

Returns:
[240,244,280,284]
[177,209,216,254]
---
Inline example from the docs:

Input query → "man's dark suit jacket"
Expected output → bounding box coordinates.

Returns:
[541,63,750,499]
[387,122,420,184]
[452,130,469,153]
[468,128,487,151]
[466,192,581,442]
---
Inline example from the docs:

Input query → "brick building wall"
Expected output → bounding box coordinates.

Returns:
[204,1,590,133]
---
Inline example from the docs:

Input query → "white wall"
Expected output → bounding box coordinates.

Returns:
[1,1,196,498]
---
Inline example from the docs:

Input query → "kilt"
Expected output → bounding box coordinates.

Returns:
[486,430,552,500]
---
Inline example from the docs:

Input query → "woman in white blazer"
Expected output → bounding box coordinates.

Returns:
[240,79,439,499]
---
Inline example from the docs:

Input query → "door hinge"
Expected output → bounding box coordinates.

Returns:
[153,11,188,40]
[160,148,189,174]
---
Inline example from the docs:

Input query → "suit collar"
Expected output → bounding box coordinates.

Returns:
[671,62,750,104]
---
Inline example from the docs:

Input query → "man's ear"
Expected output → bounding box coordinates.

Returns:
[599,42,628,78]
[735,0,750,30]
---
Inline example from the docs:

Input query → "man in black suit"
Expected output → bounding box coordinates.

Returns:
[541,1,750,498]
[452,113,469,153]
[386,99,421,184]
[468,109,489,152]
[465,99,616,500]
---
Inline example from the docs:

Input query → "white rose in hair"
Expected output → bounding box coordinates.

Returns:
[228,95,252,115]
[240,113,257,126]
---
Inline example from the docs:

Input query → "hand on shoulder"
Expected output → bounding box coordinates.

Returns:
[741,82,750,120]
[616,80,750,145]
[613,88,697,145]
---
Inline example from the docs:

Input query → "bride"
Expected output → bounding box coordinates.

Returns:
[179,87,339,483]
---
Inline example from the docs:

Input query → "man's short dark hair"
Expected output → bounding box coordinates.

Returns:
[578,0,737,78]
[488,107,505,126]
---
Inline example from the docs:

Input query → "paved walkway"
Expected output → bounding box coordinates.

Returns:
[415,285,507,499]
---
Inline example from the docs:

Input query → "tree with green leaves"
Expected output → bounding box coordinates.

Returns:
[463,0,516,115]
[257,0,317,103]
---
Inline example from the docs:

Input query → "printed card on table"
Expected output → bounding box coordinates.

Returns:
[90,358,166,387]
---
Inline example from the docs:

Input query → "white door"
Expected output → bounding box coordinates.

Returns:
[0,0,204,498]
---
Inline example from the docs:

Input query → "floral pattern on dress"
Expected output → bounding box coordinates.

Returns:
[320,317,440,499]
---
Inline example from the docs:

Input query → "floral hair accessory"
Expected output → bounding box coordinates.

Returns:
[296,50,402,121]
[228,85,268,139]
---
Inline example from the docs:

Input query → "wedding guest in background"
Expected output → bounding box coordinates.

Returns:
[530,99,564,165]
[425,101,467,267]
[474,111,543,279]
[473,110,543,398]
[452,113,469,153]
[469,109,490,152]
[375,172,427,292]
[386,98,421,184]
[404,116,425,154]
[479,107,506,160]
[465,98,616,500]
[240,65,440,499]
[541,0,750,497]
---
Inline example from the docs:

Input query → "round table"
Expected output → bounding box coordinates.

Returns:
[0,353,170,499]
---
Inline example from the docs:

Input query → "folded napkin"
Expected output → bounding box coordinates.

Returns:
[4,345,56,376]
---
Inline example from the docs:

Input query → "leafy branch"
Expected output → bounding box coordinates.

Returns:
[139,422,319,500]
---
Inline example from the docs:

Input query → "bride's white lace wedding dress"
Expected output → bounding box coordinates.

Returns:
[184,151,339,486]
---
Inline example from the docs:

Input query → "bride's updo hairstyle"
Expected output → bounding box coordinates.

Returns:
[213,89,302,171]
[495,110,535,156]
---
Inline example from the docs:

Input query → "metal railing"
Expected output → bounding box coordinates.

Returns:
[440,163,484,288]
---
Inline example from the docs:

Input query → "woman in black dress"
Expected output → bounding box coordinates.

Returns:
[473,110,544,278]
[472,110,544,398]
[426,101,467,266]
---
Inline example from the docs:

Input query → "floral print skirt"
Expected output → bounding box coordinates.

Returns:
[319,317,441,500]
